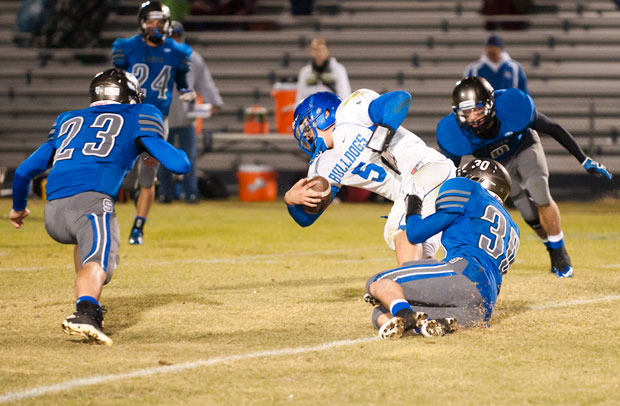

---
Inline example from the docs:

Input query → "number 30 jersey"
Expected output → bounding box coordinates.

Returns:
[112,35,192,116]
[437,177,520,286]
[309,89,447,201]
[45,103,165,201]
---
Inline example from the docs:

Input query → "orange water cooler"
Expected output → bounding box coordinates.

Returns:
[271,83,297,134]
[236,164,278,202]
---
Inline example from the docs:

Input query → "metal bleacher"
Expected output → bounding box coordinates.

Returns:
[1,0,620,178]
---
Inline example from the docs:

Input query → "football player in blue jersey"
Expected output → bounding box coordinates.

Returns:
[365,159,520,339]
[8,68,190,345]
[436,77,612,278]
[112,0,196,245]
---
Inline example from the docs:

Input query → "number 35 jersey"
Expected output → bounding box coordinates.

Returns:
[437,177,520,287]
[112,35,192,116]
[44,103,165,201]
[309,89,447,201]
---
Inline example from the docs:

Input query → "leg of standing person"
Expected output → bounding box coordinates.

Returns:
[177,125,199,203]
[130,119,169,245]
[46,192,119,345]
[505,140,573,277]
[157,128,179,203]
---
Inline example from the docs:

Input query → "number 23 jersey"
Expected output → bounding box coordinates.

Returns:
[44,103,165,201]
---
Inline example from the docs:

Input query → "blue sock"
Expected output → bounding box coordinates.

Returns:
[76,296,100,310]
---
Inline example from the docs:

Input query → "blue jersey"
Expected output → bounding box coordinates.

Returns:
[436,88,536,162]
[435,177,520,291]
[44,103,165,200]
[112,35,192,116]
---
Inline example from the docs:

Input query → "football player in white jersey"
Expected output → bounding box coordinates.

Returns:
[284,90,456,265]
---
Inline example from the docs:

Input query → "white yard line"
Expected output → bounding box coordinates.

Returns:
[0,337,379,404]
[2,294,620,403]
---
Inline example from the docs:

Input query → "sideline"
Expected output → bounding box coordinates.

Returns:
[2,295,620,403]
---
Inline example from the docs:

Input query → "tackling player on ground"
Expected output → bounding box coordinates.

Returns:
[112,0,195,245]
[436,77,612,278]
[284,90,456,266]
[365,159,520,339]
[8,69,190,345]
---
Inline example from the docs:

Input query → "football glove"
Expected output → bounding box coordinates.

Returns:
[582,157,612,180]
[179,89,197,102]
[405,183,425,218]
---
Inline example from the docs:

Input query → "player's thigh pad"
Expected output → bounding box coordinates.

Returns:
[516,142,552,206]
[384,159,455,252]
[46,192,120,284]
[368,258,488,325]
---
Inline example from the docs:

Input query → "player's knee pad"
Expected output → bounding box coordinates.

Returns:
[525,175,552,206]
[524,217,543,232]
[511,191,539,222]
[138,164,157,188]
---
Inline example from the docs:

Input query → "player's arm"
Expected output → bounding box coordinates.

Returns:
[284,179,339,227]
[111,39,128,69]
[404,194,458,244]
[137,137,190,174]
[533,112,612,179]
[10,142,55,228]
[518,65,529,95]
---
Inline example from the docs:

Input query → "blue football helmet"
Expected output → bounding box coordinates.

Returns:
[293,92,342,159]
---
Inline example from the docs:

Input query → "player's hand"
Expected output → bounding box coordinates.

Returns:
[179,89,197,102]
[284,177,323,207]
[405,183,425,218]
[582,157,612,180]
[9,208,30,229]
[143,154,159,167]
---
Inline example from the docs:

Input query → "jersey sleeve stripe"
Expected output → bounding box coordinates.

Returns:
[139,119,164,131]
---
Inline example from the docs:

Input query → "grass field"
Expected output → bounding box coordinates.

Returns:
[1,197,619,405]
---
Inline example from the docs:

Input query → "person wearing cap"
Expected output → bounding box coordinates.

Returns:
[463,34,529,94]
[296,38,351,104]
[158,21,224,204]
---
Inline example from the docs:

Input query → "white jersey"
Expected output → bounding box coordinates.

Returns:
[308,89,446,201]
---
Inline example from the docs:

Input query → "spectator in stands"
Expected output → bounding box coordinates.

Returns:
[296,38,351,104]
[464,34,529,94]
[158,21,224,204]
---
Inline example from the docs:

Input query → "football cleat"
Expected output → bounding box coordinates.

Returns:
[418,317,458,338]
[379,311,430,339]
[379,316,405,339]
[554,266,573,278]
[62,304,112,346]
[363,293,381,307]
[129,228,144,245]
[549,246,573,277]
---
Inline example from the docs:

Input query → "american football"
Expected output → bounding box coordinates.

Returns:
[302,176,332,214]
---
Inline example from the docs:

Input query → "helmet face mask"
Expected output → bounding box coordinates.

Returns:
[138,1,171,44]
[457,158,512,202]
[452,77,497,139]
[89,68,144,105]
[292,92,341,159]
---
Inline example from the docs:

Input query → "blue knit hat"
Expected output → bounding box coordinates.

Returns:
[485,34,504,49]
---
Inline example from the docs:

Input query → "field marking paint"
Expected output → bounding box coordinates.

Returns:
[0,336,378,404]
[3,294,620,403]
